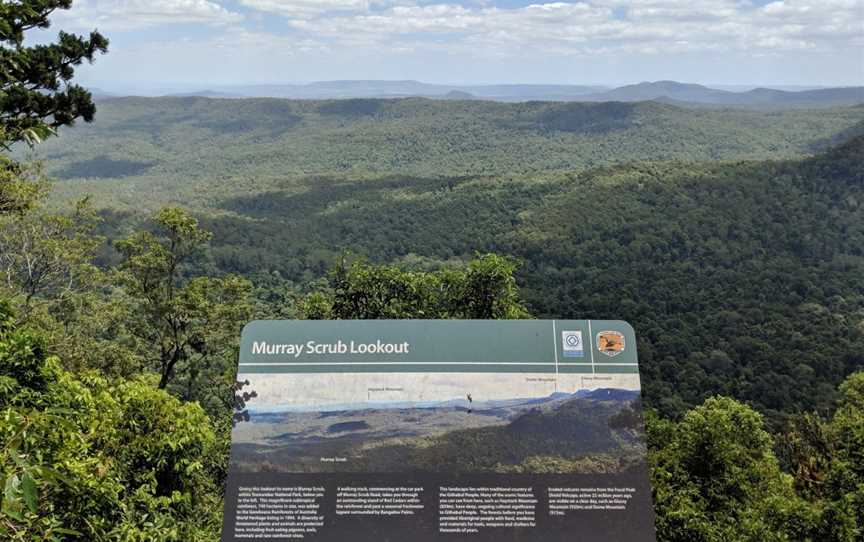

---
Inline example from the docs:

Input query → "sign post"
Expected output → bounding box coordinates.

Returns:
[223,320,656,541]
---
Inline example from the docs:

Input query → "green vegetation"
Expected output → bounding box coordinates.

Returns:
[0,0,107,212]
[649,379,864,541]
[114,207,252,393]
[27,91,863,420]
[26,97,864,210]
[0,1,107,147]
[0,301,224,541]
[300,253,529,320]
[1,3,863,540]
[181,132,864,421]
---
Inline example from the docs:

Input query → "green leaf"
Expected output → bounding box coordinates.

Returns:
[2,504,24,522]
[51,527,82,536]
[21,473,37,513]
[3,474,19,503]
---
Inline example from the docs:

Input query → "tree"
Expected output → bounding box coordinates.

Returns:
[0,197,100,311]
[0,0,108,147]
[301,253,530,319]
[779,372,864,541]
[0,301,223,541]
[0,0,108,214]
[0,194,135,376]
[648,397,815,541]
[823,373,864,541]
[115,207,252,394]
[0,155,45,215]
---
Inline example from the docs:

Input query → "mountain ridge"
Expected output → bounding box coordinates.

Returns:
[91,80,862,108]
[579,80,863,108]
[247,388,640,415]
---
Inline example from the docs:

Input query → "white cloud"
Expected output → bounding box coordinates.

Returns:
[237,0,371,17]
[53,0,243,31]
[55,0,864,86]
[52,0,864,58]
[290,3,613,39]
[273,0,864,57]
[158,27,331,55]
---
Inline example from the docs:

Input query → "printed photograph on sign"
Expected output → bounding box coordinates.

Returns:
[231,371,646,475]
[224,320,655,542]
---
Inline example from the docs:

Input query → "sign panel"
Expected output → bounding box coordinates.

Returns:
[223,320,656,542]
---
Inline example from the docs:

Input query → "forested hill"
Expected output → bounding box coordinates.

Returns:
[28,97,864,211]
[3,4,863,539]
[193,136,863,420]
[23,96,864,419]
[515,136,864,419]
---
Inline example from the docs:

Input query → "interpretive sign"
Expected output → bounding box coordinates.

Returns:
[222,320,656,541]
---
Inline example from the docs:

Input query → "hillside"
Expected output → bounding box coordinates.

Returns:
[201,136,864,420]
[23,97,864,418]
[188,81,606,100]
[121,80,864,107]
[28,97,864,211]
[582,81,864,108]
[231,391,642,474]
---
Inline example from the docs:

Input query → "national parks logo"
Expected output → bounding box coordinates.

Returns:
[561,331,584,358]
[597,330,626,357]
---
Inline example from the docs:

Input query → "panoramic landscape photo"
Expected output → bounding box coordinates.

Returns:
[231,372,648,474]
[1,1,863,540]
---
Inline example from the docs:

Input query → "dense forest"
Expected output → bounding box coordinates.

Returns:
[1,2,863,541]
[39,99,864,421]
[25,96,864,210]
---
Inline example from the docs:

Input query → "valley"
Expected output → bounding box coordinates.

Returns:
[231,390,644,474]
[21,97,864,419]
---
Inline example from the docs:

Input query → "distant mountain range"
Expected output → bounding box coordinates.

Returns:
[93,80,863,108]
[155,80,606,101]
[579,81,863,108]
[89,87,119,100]
[233,387,646,474]
[248,388,640,415]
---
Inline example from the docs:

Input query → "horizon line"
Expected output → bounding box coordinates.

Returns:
[83,80,861,90]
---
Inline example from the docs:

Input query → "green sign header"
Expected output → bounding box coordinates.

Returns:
[239,320,638,374]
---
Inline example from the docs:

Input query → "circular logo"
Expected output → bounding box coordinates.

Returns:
[566,334,581,347]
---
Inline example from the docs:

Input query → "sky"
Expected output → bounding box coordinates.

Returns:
[239,372,640,411]
[42,0,864,92]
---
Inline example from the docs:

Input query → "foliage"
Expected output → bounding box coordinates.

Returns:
[27,97,864,210]
[517,140,864,420]
[0,197,101,311]
[0,302,223,541]
[0,155,45,214]
[165,136,860,421]
[2,108,861,540]
[648,377,864,542]
[25,93,864,421]
[115,207,252,397]
[648,397,810,541]
[0,0,107,214]
[0,0,108,148]
[777,372,864,540]
[0,188,138,377]
[302,253,529,320]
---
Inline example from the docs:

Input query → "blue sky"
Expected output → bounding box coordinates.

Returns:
[45,0,864,92]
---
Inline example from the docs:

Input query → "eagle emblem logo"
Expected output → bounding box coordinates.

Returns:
[597,331,625,357]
